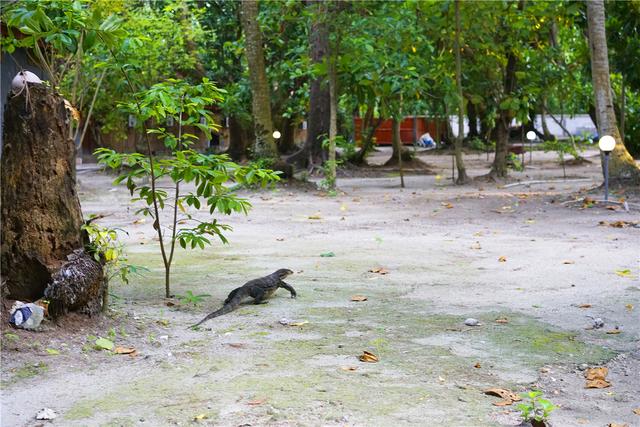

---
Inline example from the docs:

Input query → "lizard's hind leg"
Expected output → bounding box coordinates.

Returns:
[250,287,269,304]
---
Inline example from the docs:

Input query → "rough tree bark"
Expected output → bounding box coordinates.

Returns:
[1,84,103,316]
[240,0,277,159]
[587,0,640,183]
[287,0,330,169]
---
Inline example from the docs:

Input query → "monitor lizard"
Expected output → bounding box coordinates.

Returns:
[191,268,296,328]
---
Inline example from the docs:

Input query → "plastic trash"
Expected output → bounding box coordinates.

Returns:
[9,301,44,330]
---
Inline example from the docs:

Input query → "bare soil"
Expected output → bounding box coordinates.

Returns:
[1,148,639,427]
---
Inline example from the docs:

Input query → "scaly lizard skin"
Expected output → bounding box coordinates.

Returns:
[191,269,296,327]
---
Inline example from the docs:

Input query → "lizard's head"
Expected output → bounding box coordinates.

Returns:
[274,268,294,279]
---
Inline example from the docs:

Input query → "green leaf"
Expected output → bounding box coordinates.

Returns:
[95,337,114,351]
[46,348,60,355]
[320,252,336,257]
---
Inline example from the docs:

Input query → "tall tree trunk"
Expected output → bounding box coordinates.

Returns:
[240,0,277,159]
[467,101,479,139]
[278,116,297,154]
[180,2,206,79]
[453,0,470,184]
[353,101,382,165]
[619,75,625,141]
[489,51,517,179]
[1,85,103,315]
[327,47,338,190]
[587,0,640,182]
[540,98,552,140]
[287,0,330,168]
[226,116,248,161]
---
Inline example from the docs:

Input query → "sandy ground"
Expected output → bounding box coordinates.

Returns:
[1,148,639,427]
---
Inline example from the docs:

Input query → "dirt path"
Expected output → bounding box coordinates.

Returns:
[2,148,639,427]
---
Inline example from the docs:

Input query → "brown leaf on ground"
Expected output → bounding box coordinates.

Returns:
[351,295,368,302]
[563,260,575,264]
[483,388,522,406]
[599,220,639,228]
[608,424,629,427]
[165,301,175,307]
[585,367,611,388]
[114,346,136,355]
[498,256,507,263]
[358,351,379,363]
[227,343,247,349]
[606,205,619,211]
[307,213,322,220]
[495,318,509,324]
[341,366,358,371]
[626,304,634,311]
[369,267,389,275]
[633,408,640,415]
[247,399,266,406]
[442,202,454,209]
[578,304,592,309]
[606,329,621,335]
[474,362,481,368]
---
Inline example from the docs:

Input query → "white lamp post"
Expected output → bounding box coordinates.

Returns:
[526,131,536,164]
[598,135,616,202]
[272,130,281,140]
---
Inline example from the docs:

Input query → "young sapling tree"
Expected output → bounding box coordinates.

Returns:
[96,79,280,297]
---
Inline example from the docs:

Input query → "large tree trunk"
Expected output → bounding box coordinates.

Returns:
[1,84,103,315]
[240,0,277,159]
[489,51,517,179]
[287,0,330,169]
[467,102,479,139]
[453,0,470,184]
[587,0,640,183]
[226,116,249,161]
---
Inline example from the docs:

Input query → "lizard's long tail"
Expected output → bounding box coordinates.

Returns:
[190,293,243,328]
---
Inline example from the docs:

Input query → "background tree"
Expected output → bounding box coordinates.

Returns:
[240,0,277,160]
[587,0,640,183]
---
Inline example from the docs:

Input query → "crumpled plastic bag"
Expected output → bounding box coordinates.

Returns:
[9,301,44,330]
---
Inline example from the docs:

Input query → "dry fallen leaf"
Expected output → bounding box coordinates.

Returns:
[114,346,136,355]
[227,343,247,349]
[474,362,481,369]
[495,318,509,324]
[247,399,266,406]
[288,320,309,327]
[626,304,634,312]
[307,213,322,220]
[615,269,634,278]
[633,408,640,415]
[585,367,611,388]
[369,267,389,275]
[350,295,368,302]
[578,304,592,309]
[341,366,358,372]
[563,260,575,265]
[133,218,146,224]
[484,388,522,406]
[358,351,379,363]
[193,414,208,421]
[606,329,622,335]
[608,424,629,427]
[498,256,507,263]
[442,202,454,209]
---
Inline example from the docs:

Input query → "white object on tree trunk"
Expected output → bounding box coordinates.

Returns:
[11,71,43,94]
